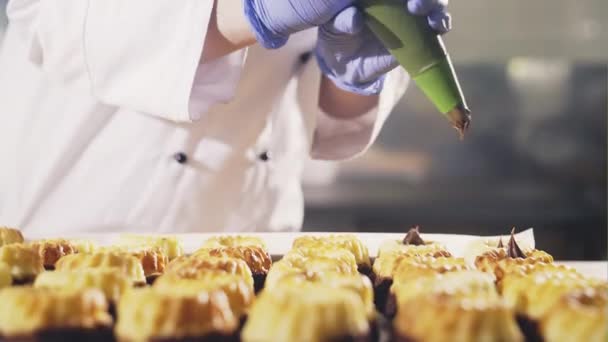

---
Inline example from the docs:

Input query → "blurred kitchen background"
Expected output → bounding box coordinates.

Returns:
[1,0,606,259]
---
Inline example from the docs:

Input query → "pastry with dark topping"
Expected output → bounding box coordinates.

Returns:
[0,287,113,342]
[0,227,24,246]
[497,237,504,248]
[242,283,374,342]
[0,243,44,284]
[402,225,425,245]
[377,226,448,258]
[506,228,526,258]
[372,227,451,313]
[56,252,146,286]
[474,228,553,282]
[292,234,372,276]
[115,287,239,342]
[193,245,272,293]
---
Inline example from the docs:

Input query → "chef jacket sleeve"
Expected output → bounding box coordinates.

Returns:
[295,56,410,160]
[6,0,241,122]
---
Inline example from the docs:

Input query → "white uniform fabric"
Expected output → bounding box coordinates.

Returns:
[0,0,409,235]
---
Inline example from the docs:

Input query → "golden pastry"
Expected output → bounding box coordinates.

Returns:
[115,234,183,260]
[193,245,271,292]
[376,226,451,258]
[99,245,168,280]
[474,229,553,281]
[166,256,254,289]
[501,270,605,320]
[282,246,358,271]
[267,271,375,320]
[392,270,498,305]
[202,235,267,249]
[391,255,471,284]
[242,283,372,342]
[266,256,359,292]
[27,239,79,269]
[292,234,371,274]
[541,288,608,342]
[494,261,580,292]
[68,239,97,254]
[0,262,11,288]
[393,293,523,342]
[34,269,131,303]
[0,227,24,246]
[0,287,112,340]
[115,287,238,342]
[0,243,44,284]
[55,252,146,286]
[154,273,254,318]
[378,255,469,316]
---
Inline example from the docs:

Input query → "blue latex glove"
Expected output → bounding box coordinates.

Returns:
[316,0,452,96]
[243,0,356,49]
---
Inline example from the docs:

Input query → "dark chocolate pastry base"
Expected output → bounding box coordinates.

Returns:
[146,274,161,285]
[252,273,266,293]
[150,333,239,342]
[516,314,543,342]
[11,277,36,286]
[328,335,373,342]
[373,276,393,315]
[358,264,373,279]
[391,333,417,342]
[108,302,117,322]
[0,326,114,342]
[383,293,397,319]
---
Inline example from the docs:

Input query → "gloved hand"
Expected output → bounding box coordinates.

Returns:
[243,0,355,49]
[316,0,452,96]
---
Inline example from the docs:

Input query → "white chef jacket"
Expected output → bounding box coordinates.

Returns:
[0,1,409,235]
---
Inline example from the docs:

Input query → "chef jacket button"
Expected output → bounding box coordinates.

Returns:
[173,152,188,164]
[258,151,270,162]
[299,51,312,64]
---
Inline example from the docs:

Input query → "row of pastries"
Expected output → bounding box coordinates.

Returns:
[0,225,606,342]
[0,227,272,341]
[372,226,607,342]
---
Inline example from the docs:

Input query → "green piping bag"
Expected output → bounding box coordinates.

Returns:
[360,0,471,138]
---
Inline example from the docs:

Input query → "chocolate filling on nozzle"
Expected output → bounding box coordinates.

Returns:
[497,237,504,248]
[446,103,471,140]
[507,228,526,258]
[403,226,425,246]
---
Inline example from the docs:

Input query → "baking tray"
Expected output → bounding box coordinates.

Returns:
[21,228,607,342]
[26,229,536,258]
